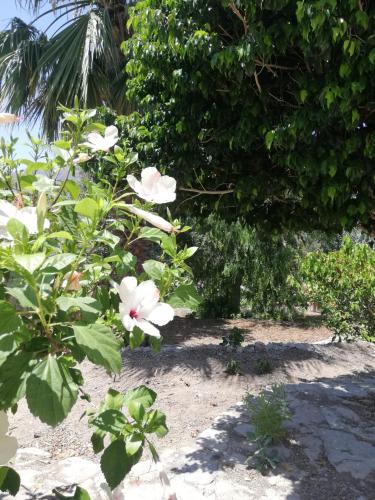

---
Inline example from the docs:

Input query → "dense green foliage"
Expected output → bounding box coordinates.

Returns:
[301,237,375,341]
[0,1,131,137]
[124,0,375,232]
[187,214,305,318]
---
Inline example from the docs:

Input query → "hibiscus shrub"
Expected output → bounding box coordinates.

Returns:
[0,106,199,496]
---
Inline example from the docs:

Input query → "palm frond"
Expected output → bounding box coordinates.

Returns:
[0,18,47,115]
[1,1,129,137]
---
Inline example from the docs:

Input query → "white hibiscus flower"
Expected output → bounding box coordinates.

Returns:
[82,125,118,152]
[115,277,174,338]
[0,200,50,240]
[0,411,18,465]
[127,167,176,204]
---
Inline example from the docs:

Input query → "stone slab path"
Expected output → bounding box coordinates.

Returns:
[2,342,375,499]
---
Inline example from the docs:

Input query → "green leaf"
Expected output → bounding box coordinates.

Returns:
[0,351,34,409]
[64,180,81,200]
[14,253,45,274]
[37,192,48,233]
[142,260,165,280]
[26,356,78,426]
[91,432,105,454]
[6,219,28,247]
[144,409,168,437]
[74,198,99,220]
[47,231,74,241]
[0,301,22,335]
[6,286,38,309]
[168,284,201,311]
[41,253,77,271]
[91,409,127,434]
[104,388,125,411]
[125,434,144,456]
[138,227,165,242]
[124,386,156,410]
[100,440,134,489]
[129,326,144,350]
[128,401,145,422]
[56,296,101,321]
[0,467,20,496]
[72,323,122,373]
[0,334,17,365]
[265,130,275,150]
[299,89,308,103]
[53,486,91,500]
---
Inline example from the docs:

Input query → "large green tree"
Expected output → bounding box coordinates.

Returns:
[0,1,131,137]
[124,0,375,232]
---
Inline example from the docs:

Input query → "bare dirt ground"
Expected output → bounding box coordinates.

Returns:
[10,316,333,461]
[161,314,331,345]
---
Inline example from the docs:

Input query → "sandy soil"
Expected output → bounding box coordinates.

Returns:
[10,317,334,461]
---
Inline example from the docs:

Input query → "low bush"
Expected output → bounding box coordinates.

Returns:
[300,236,375,341]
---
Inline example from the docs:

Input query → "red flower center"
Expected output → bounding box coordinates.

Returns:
[129,309,138,319]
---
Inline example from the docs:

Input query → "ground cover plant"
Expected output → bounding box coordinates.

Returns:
[0,108,198,497]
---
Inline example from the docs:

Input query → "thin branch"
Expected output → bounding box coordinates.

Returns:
[180,187,234,195]
[218,24,233,40]
[254,59,297,72]
[267,91,299,108]
[254,71,262,93]
[228,2,248,35]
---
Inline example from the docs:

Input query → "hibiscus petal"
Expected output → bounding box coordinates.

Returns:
[141,167,160,190]
[136,319,160,338]
[0,435,18,465]
[159,175,176,192]
[0,201,16,219]
[86,132,103,145]
[116,276,138,303]
[126,174,138,192]
[152,190,176,204]
[105,125,118,141]
[121,314,137,332]
[136,280,160,309]
[145,303,174,326]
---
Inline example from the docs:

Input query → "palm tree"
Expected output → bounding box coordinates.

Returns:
[0,1,131,138]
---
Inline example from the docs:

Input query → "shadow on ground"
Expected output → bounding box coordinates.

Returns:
[170,367,375,500]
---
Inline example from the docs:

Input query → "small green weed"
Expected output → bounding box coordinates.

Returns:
[221,327,245,348]
[224,358,243,375]
[255,357,273,375]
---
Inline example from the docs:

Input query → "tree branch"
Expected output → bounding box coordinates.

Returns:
[228,2,248,35]
[180,187,234,195]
